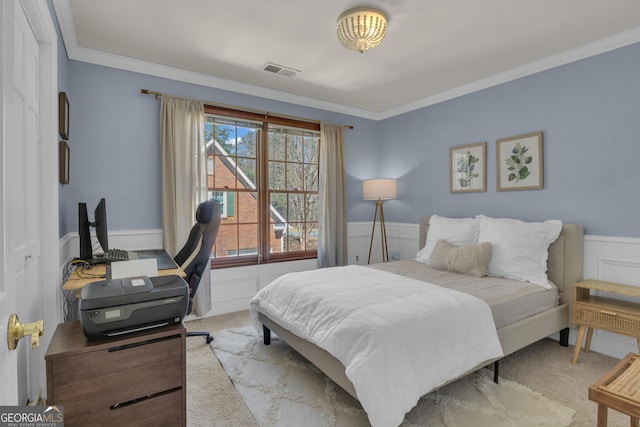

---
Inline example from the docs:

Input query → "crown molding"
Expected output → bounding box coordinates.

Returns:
[52,0,640,121]
[52,1,380,119]
[377,26,640,120]
[70,43,383,118]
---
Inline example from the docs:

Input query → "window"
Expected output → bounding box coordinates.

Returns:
[268,126,319,255]
[205,105,320,267]
[209,191,231,219]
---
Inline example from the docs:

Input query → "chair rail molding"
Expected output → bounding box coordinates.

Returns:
[59,227,640,360]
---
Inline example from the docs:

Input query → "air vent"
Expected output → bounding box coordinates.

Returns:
[261,62,299,77]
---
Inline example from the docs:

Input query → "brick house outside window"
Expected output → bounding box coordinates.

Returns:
[207,140,286,258]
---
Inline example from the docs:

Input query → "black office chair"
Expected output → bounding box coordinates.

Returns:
[175,199,221,343]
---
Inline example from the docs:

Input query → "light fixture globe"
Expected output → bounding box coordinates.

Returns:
[336,7,387,53]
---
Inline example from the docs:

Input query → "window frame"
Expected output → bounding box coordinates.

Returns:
[205,104,320,268]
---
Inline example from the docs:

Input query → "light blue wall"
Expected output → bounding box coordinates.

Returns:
[378,42,640,237]
[53,0,640,239]
[57,59,379,236]
[51,0,73,235]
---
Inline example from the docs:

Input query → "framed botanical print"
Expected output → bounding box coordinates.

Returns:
[450,142,486,193]
[496,131,543,191]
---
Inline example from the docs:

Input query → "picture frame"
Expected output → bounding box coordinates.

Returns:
[59,141,69,184]
[59,92,69,140]
[450,142,486,193]
[496,131,543,191]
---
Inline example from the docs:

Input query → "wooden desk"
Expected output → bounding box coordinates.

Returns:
[46,321,186,427]
[63,262,185,297]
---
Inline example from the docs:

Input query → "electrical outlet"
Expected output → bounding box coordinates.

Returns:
[390,252,401,261]
[355,255,360,263]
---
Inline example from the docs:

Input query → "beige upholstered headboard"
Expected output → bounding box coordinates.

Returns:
[418,217,584,318]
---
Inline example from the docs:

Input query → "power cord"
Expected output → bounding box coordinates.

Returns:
[67,259,105,279]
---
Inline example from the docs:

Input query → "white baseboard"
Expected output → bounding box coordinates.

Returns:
[60,225,640,360]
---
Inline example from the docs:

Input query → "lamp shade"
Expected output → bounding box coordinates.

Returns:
[363,178,397,200]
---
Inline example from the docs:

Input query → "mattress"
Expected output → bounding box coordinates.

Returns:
[250,265,503,427]
[369,260,559,329]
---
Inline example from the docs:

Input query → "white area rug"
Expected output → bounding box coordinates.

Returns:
[211,327,575,427]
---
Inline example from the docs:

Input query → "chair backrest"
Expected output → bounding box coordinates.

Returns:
[174,199,221,314]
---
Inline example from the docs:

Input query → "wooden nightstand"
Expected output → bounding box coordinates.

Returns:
[572,280,640,364]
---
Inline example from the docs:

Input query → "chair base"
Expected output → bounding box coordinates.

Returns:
[188,330,213,343]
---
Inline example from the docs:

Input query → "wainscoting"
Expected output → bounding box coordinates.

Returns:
[206,259,318,315]
[59,223,640,359]
[580,235,640,359]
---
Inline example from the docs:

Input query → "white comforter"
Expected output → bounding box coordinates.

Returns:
[249,265,503,427]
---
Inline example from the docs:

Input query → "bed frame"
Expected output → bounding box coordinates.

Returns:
[258,218,584,399]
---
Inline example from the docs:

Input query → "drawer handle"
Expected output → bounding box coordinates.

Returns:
[110,387,181,410]
[108,335,177,352]
[600,310,618,316]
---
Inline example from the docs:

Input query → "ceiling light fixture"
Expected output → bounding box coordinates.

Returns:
[336,7,387,54]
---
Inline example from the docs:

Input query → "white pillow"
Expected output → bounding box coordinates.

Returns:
[476,215,562,288]
[416,215,478,263]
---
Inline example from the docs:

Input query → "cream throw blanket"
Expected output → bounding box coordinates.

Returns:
[250,265,503,427]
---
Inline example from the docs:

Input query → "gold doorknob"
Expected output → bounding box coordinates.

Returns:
[7,314,43,350]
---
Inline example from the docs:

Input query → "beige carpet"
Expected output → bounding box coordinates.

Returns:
[211,326,575,426]
[185,311,629,426]
[186,312,259,427]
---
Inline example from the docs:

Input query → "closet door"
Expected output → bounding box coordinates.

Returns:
[0,0,52,405]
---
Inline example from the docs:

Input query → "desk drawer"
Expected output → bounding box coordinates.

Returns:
[49,335,183,416]
[575,302,640,337]
[65,387,183,427]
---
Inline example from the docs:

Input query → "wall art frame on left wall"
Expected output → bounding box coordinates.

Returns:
[59,91,69,139]
[59,141,69,184]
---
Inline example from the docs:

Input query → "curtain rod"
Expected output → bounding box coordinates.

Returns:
[140,89,354,129]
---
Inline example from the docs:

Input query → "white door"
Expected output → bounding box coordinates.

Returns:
[0,0,55,405]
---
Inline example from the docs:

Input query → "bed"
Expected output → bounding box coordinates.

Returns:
[250,216,584,427]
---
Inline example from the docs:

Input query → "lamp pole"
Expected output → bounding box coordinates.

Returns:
[362,178,396,264]
[367,198,389,264]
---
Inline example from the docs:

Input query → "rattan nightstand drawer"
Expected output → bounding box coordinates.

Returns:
[575,302,640,337]
[572,280,640,364]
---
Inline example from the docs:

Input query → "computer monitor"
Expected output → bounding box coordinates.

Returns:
[94,198,109,253]
[77,198,109,261]
[78,202,92,260]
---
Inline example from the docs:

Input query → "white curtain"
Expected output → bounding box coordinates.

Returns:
[318,122,348,268]
[160,95,210,315]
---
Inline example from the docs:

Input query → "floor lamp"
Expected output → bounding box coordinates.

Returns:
[363,178,397,264]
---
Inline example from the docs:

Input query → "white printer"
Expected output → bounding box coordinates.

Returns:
[79,275,189,340]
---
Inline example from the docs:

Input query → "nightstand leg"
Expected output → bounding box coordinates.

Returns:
[572,325,587,364]
[585,327,594,353]
[597,404,607,427]
[632,415,639,427]
[636,339,640,354]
